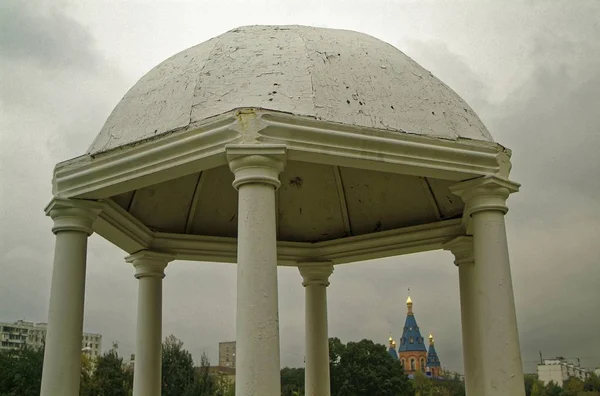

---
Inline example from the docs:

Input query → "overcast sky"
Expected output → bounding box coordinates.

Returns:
[1,0,599,375]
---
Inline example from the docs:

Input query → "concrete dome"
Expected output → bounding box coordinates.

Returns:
[89,25,493,154]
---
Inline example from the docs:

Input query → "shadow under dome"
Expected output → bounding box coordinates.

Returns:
[110,161,464,243]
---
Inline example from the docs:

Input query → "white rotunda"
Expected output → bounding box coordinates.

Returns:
[41,25,525,396]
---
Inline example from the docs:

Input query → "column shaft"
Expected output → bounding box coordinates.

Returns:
[40,200,100,396]
[127,252,171,396]
[305,283,331,396]
[41,231,89,396]
[457,260,483,395]
[472,209,525,396]
[133,276,163,396]
[236,181,281,396]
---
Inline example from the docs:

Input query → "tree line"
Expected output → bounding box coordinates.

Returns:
[0,335,233,396]
[1,335,599,396]
[524,374,600,396]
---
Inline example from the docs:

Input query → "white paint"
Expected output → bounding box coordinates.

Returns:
[445,236,483,396]
[89,25,492,154]
[227,145,286,396]
[40,199,101,396]
[55,109,506,202]
[126,251,172,396]
[299,263,333,396]
[451,176,525,396]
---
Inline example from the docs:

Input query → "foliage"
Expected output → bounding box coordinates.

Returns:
[0,345,44,396]
[161,335,223,396]
[84,349,132,396]
[162,335,197,396]
[281,367,305,396]
[412,371,465,396]
[522,375,600,396]
[328,337,414,396]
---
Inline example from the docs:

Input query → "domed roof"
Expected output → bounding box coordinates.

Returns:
[89,25,493,154]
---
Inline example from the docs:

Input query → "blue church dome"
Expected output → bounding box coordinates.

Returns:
[398,296,427,353]
[427,334,441,368]
[387,337,399,360]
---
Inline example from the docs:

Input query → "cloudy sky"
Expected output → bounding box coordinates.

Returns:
[1,0,599,375]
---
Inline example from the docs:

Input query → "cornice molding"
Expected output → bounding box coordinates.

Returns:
[90,198,464,264]
[53,115,239,199]
[94,200,153,253]
[146,219,463,265]
[52,109,512,200]
[258,112,508,180]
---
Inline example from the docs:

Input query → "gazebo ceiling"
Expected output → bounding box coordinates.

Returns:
[110,161,463,243]
[89,25,493,155]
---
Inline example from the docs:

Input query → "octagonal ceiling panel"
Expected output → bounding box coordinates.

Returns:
[109,161,460,243]
[277,161,347,242]
[339,167,439,234]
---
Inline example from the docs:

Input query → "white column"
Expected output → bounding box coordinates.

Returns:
[40,199,101,396]
[444,236,482,396]
[126,251,172,396]
[451,176,525,396]
[299,262,333,396]
[227,145,286,396]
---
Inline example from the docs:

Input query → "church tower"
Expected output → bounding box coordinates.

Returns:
[426,334,442,377]
[398,295,428,374]
[388,336,399,360]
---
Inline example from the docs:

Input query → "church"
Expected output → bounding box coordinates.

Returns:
[388,296,442,378]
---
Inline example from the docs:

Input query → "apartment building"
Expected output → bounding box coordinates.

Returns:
[0,320,102,357]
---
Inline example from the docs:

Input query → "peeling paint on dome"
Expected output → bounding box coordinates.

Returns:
[89,25,493,154]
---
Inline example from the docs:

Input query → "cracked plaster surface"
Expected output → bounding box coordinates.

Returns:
[88,25,493,154]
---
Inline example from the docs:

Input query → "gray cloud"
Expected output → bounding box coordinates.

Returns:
[1,0,598,377]
[0,0,97,69]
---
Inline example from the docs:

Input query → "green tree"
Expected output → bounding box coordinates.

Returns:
[87,349,132,396]
[80,352,95,395]
[161,335,198,396]
[0,345,44,396]
[545,381,564,396]
[531,379,546,396]
[584,374,600,394]
[413,371,433,396]
[328,337,414,396]
[185,352,219,396]
[281,367,304,396]
[563,377,585,396]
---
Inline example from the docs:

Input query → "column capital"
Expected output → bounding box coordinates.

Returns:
[298,262,334,287]
[450,175,520,218]
[126,251,174,279]
[443,236,474,267]
[45,198,103,235]
[226,144,286,190]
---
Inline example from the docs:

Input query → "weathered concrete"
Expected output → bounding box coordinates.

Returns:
[228,146,286,396]
[41,200,101,396]
[299,263,333,396]
[89,25,492,154]
[127,252,172,396]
